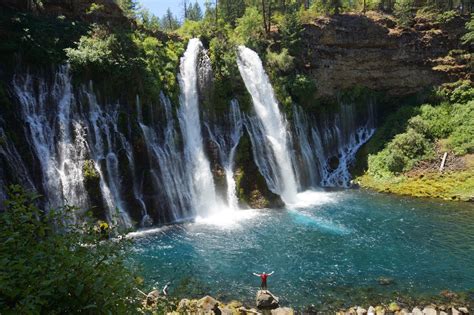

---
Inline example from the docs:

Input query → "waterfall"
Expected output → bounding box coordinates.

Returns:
[81,85,132,227]
[292,103,375,188]
[206,100,243,210]
[237,46,298,204]
[137,94,193,221]
[13,67,89,216]
[178,38,219,216]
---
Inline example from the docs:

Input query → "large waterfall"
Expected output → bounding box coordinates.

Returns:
[178,38,219,216]
[237,46,298,204]
[0,39,375,226]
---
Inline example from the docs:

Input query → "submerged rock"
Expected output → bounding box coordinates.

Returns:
[377,277,395,285]
[256,290,279,310]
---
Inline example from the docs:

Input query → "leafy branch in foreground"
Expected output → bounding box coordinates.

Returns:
[0,185,142,314]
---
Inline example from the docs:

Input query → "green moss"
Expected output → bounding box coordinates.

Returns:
[356,169,474,201]
[82,160,106,220]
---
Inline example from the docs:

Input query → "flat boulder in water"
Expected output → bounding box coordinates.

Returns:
[256,290,279,310]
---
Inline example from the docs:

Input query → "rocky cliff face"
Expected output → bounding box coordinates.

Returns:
[301,13,469,98]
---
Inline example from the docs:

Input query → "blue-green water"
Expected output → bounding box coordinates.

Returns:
[130,190,474,307]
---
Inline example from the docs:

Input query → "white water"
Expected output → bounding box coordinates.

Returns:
[13,67,89,216]
[292,104,375,188]
[137,94,193,222]
[206,100,243,210]
[178,38,219,216]
[237,46,298,204]
[81,84,132,227]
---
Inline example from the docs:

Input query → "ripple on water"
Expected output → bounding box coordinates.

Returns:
[130,190,474,307]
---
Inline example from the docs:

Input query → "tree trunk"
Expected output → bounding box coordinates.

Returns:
[363,0,367,12]
[262,0,269,33]
[215,0,218,23]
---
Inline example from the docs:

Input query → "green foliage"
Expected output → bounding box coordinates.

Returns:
[368,128,434,176]
[87,3,105,15]
[187,1,204,21]
[83,160,100,181]
[219,0,246,25]
[133,34,184,99]
[0,10,88,66]
[0,186,141,314]
[278,10,303,56]
[462,14,474,45]
[161,8,180,31]
[65,25,123,70]
[287,74,316,105]
[233,7,265,49]
[367,84,474,177]
[394,0,415,27]
[266,48,295,73]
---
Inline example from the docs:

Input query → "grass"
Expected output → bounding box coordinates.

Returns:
[356,168,474,201]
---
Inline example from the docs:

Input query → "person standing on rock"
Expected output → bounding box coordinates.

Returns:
[252,271,274,290]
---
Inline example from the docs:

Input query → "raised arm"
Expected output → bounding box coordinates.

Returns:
[268,271,274,276]
[252,272,260,277]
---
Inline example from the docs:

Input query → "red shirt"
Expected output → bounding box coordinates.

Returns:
[260,274,268,281]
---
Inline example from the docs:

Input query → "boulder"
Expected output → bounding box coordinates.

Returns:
[177,298,197,312]
[271,307,294,315]
[450,308,461,315]
[389,302,401,312]
[256,290,279,310]
[422,306,437,315]
[197,295,220,312]
[458,307,469,314]
[412,307,423,315]
[357,307,368,315]
[375,305,386,315]
[368,306,376,315]
[397,309,411,315]
[146,290,160,306]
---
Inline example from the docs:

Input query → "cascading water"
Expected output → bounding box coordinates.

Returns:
[1,42,376,227]
[13,67,89,216]
[292,103,375,188]
[81,85,132,227]
[237,46,298,204]
[206,100,243,210]
[178,38,219,216]
[137,93,193,221]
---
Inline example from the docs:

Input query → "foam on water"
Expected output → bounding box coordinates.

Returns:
[195,207,259,228]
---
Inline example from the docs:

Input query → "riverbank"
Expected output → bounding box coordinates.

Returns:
[356,154,474,202]
[143,290,473,314]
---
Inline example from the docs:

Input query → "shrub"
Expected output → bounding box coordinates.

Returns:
[0,186,141,314]
[368,128,434,176]
[288,74,316,105]
[266,48,294,73]
[233,7,265,49]
[65,25,119,70]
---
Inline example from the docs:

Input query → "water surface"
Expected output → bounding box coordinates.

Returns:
[131,190,474,307]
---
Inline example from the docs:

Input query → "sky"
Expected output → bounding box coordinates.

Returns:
[138,0,208,20]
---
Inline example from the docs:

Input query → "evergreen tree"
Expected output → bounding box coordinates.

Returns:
[188,1,204,21]
[161,8,180,31]
[219,0,246,25]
